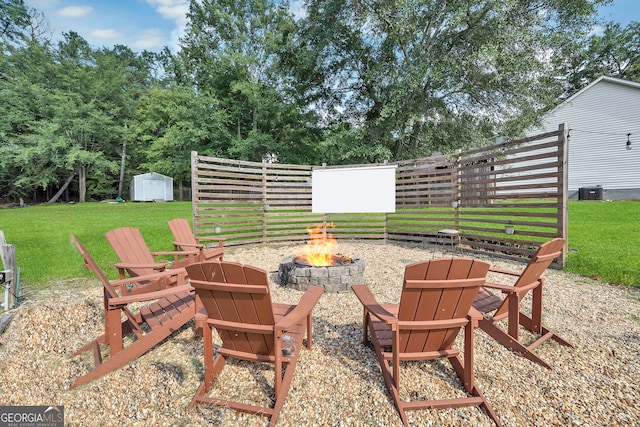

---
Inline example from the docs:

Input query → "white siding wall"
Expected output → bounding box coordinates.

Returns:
[528,78,640,192]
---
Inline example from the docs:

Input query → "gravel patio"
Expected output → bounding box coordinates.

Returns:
[0,242,638,426]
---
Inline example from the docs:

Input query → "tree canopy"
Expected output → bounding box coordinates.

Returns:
[1,0,637,203]
[553,20,640,97]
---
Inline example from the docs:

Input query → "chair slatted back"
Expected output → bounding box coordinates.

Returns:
[71,235,120,300]
[493,238,565,318]
[186,261,276,356]
[167,218,197,248]
[106,227,157,277]
[397,258,490,353]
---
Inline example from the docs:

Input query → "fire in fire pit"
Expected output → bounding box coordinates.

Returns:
[278,223,365,293]
[294,223,352,267]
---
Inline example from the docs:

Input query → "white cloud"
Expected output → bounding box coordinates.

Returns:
[131,29,167,50]
[144,0,190,51]
[56,5,93,18]
[90,29,121,39]
[145,0,190,25]
[590,24,605,37]
[289,1,307,20]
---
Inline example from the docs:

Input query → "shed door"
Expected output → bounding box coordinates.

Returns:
[143,179,165,200]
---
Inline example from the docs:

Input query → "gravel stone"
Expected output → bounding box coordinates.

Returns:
[0,242,638,426]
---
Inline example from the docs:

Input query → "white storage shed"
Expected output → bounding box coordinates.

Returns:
[130,172,174,202]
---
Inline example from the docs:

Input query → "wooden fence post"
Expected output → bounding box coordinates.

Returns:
[0,230,17,310]
[559,122,570,266]
[262,160,268,244]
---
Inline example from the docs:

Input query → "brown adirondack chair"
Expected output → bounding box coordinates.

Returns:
[106,227,199,284]
[472,238,573,369]
[185,261,324,426]
[352,258,502,427]
[167,218,224,262]
[70,235,197,389]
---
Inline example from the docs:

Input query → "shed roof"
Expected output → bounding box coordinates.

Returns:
[133,172,172,179]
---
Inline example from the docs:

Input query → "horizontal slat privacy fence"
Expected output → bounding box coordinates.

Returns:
[191,123,568,265]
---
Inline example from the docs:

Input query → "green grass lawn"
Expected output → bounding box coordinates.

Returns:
[0,201,193,287]
[0,200,638,292]
[566,200,640,286]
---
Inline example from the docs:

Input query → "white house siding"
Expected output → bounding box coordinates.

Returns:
[526,77,640,200]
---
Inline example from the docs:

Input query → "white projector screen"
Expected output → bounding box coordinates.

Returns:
[312,165,397,213]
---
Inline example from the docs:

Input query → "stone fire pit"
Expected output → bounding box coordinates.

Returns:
[277,255,365,293]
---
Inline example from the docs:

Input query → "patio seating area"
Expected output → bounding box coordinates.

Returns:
[0,241,638,426]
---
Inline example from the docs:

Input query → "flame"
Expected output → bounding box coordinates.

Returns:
[298,222,338,266]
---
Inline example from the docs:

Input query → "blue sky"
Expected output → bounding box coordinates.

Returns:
[597,0,640,26]
[24,0,639,53]
[25,0,191,51]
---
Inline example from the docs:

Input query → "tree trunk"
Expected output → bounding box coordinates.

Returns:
[46,173,76,204]
[118,141,126,199]
[78,165,87,203]
[252,106,257,132]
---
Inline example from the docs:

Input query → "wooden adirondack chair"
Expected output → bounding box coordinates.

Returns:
[472,238,573,369]
[106,227,199,284]
[352,258,502,427]
[185,261,324,426]
[70,235,197,389]
[167,218,224,262]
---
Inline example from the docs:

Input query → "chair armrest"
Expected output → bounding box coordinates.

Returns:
[110,267,188,287]
[151,250,200,257]
[275,286,324,330]
[488,266,522,277]
[483,280,540,294]
[172,241,204,250]
[114,261,166,271]
[108,268,190,306]
[352,284,397,325]
[467,306,483,321]
[109,284,194,306]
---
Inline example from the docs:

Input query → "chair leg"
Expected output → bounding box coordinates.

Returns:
[194,311,206,339]
[463,321,474,392]
[189,354,226,409]
[270,360,297,427]
[381,358,408,426]
[305,313,313,349]
[479,318,554,369]
[507,293,520,340]
[362,308,370,345]
[530,280,544,334]
[519,313,574,348]
[449,355,503,427]
[104,308,124,355]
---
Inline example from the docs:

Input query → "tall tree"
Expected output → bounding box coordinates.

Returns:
[134,85,230,200]
[92,44,153,198]
[286,0,607,163]
[0,0,29,45]
[0,31,153,203]
[180,0,321,164]
[0,38,60,202]
[553,21,640,97]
